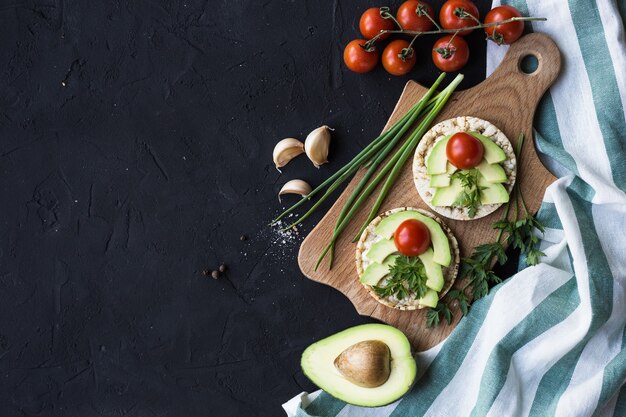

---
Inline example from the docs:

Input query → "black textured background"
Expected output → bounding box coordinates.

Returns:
[0,1,500,416]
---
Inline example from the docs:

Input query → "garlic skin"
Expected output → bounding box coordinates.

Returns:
[304,125,333,168]
[273,138,305,170]
[278,179,312,202]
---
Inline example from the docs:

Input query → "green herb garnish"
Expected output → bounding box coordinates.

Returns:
[451,168,485,218]
[426,301,453,327]
[373,256,429,301]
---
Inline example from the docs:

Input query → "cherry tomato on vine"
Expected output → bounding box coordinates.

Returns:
[484,6,524,44]
[343,39,379,73]
[360,7,396,40]
[432,35,469,72]
[394,219,431,257]
[445,132,484,169]
[382,40,416,76]
[396,1,435,32]
[439,0,480,36]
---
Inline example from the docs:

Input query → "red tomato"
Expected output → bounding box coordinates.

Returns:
[446,132,484,169]
[439,0,480,36]
[484,6,524,44]
[360,7,396,40]
[432,35,469,72]
[397,1,435,32]
[382,40,416,76]
[394,219,431,257]
[343,39,379,73]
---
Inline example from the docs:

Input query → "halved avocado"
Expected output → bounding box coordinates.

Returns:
[375,211,451,266]
[469,132,507,164]
[301,324,417,407]
[365,239,397,264]
[425,135,451,175]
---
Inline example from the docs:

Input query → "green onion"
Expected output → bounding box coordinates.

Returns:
[315,73,464,270]
[352,73,464,241]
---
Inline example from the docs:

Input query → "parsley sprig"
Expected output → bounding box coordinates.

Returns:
[426,133,547,328]
[373,256,429,301]
[451,168,485,218]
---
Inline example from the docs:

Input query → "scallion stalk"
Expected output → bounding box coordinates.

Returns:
[315,73,464,270]
[352,73,465,241]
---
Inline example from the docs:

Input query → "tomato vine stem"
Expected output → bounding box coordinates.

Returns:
[364,16,546,49]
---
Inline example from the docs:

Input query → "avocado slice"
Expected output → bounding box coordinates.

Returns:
[419,248,444,292]
[429,163,457,188]
[375,211,451,266]
[429,173,450,188]
[431,176,463,207]
[418,289,439,308]
[469,132,507,164]
[360,256,398,286]
[301,324,417,407]
[478,174,510,204]
[425,135,451,175]
[476,159,507,183]
[365,239,397,264]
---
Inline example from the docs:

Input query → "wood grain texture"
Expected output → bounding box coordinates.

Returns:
[298,33,561,351]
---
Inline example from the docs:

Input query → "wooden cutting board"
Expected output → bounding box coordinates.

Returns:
[298,33,561,351]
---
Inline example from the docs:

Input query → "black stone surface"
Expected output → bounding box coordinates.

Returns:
[0,1,514,416]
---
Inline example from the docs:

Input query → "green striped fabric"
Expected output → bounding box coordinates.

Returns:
[284,0,626,415]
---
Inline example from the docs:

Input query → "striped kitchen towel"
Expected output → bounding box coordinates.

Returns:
[284,0,626,416]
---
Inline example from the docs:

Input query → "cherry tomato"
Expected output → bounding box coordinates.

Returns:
[397,1,435,32]
[439,0,480,36]
[446,132,484,169]
[343,39,379,73]
[484,6,524,44]
[382,40,416,76]
[432,35,469,72]
[360,7,395,40]
[394,219,431,257]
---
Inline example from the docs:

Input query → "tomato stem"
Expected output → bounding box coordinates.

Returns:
[453,7,481,25]
[364,16,546,48]
[379,6,404,30]
[401,34,421,61]
[418,4,442,31]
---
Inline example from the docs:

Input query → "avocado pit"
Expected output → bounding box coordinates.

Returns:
[333,340,391,388]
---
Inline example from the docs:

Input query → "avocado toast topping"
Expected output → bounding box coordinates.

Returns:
[413,116,517,220]
[355,207,460,310]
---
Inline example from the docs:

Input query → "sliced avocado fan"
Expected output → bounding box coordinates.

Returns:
[374,211,451,266]
[301,324,417,407]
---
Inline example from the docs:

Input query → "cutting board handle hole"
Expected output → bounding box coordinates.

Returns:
[519,54,540,75]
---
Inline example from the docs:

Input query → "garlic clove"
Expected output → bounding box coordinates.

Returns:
[278,179,312,202]
[304,125,333,168]
[273,138,305,170]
